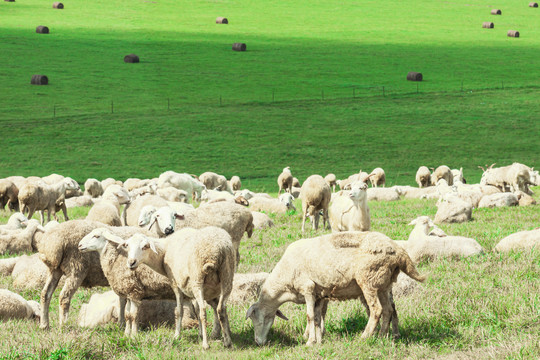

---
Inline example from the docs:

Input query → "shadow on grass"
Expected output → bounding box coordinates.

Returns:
[232,327,301,349]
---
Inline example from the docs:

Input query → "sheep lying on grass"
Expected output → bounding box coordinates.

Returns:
[11,254,54,290]
[494,228,540,252]
[0,256,20,276]
[251,211,274,230]
[249,195,291,214]
[367,187,401,201]
[0,219,44,255]
[329,182,370,232]
[0,289,40,321]
[300,175,331,232]
[246,231,424,346]
[478,193,519,208]
[115,227,236,349]
[0,212,28,234]
[434,195,472,224]
[200,172,233,194]
[480,163,532,194]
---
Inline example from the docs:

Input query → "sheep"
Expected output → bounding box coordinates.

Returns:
[248,196,289,214]
[84,178,104,198]
[324,174,337,192]
[78,227,186,336]
[101,178,123,190]
[478,193,519,208]
[300,175,331,232]
[175,201,254,266]
[405,216,483,262]
[291,186,301,198]
[5,176,27,190]
[529,168,539,186]
[0,212,29,234]
[11,254,53,290]
[292,177,301,187]
[78,291,197,329]
[415,166,431,188]
[136,205,181,237]
[0,289,40,321]
[0,179,19,211]
[277,167,293,195]
[165,201,195,216]
[114,226,236,349]
[367,187,401,202]
[123,195,168,228]
[0,219,45,255]
[129,181,158,199]
[235,189,255,200]
[0,256,20,276]
[229,272,269,305]
[41,173,65,185]
[124,178,150,192]
[246,231,425,346]
[494,228,540,252]
[515,191,536,206]
[329,182,369,232]
[369,168,386,187]
[158,171,205,201]
[434,195,472,224]
[229,176,241,191]
[86,186,131,226]
[251,211,274,229]
[65,195,95,208]
[199,172,233,194]
[201,188,234,202]
[18,177,80,224]
[157,186,189,203]
[431,165,453,186]
[480,163,532,194]
[451,168,466,184]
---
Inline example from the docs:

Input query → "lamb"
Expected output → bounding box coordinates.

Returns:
[478,193,519,208]
[480,163,532,194]
[246,231,425,346]
[78,227,188,336]
[494,228,540,252]
[277,166,293,195]
[405,216,483,262]
[158,171,205,201]
[299,175,331,232]
[324,174,337,192]
[83,178,104,198]
[434,194,472,224]
[431,165,453,186]
[157,186,189,203]
[229,176,241,191]
[369,168,386,187]
[415,166,431,188]
[0,289,40,321]
[0,219,45,255]
[115,226,236,349]
[0,212,29,234]
[329,182,370,232]
[251,211,274,229]
[18,177,80,224]
[86,186,131,226]
[0,179,19,211]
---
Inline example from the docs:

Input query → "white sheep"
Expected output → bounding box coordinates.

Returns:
[0,219,45,255]
[0,289,40,321]
[329,182,370,232]
[494,228,540,252]
[324,174,337,192]
[0,212,29,234]
[0,256,20,276]
[86,186,131,226]
[434,194,472,224]
[229,176,241,191]
[246,231,425,345]
[299,175,331,232]
[199,172,233,194]
[157,186,189,203]
[292,177,301,187]
[277,167,293,195]
[515,191,536,206]
[451,168,466,184]
[114,227,236,349]
[65,195,95,209]
[480,163,532,194]
[0,179,19,211]
[367,187,401,201]
[158,171,205,201]
[11,253,52,290]
[369,168,386,187]
[229,272,269,305]
[137,205,180,236]
[129,181,158,199]
[478,193,519,208]
[123,195,176,235]
[431,165,453,186]
[250,211,274,229]
[84,178,104,198]
[248,196,290,214]
[101,177,123,191]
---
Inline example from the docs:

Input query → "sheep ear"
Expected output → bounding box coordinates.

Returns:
[408,219,417,226]
[276,310,288,321]
[148,216,157,231]
[245,304,256,320]
[142,239,158,254]
[102,231,125,245]
[175,213,185,220]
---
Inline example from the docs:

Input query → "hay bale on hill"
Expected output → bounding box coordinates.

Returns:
[52,2,63,8]
[30,75,48,85]
[407,72,422,81]
[529,2,538,7]
[482,22,494,29]
[491,9,501,15]
[36,26,49,34]
[216,17,228,24]
[507,30,520,38]
[124,54,140,63]
[232,43,246,51]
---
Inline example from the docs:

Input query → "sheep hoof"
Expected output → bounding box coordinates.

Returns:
[202,342,210,350]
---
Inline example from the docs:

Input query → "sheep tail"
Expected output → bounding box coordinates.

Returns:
[202,262,217,275]
[398,250,426,283]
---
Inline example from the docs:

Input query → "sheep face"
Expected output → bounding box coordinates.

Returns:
[349,182,368,202]
[124,234,156,270]
[78,229,108,252]
[9,213,29,228]
[113,190,131,205]
[278,193,296,210]
[64,177,81,191]
[246,303,288,346]
[408,216,434,235]
[148,207,178,236]
[138,206,157,227]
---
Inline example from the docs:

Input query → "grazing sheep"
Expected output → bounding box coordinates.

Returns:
[0,289,40,321]
[369,168,386,187]
[405,216,483,262]
[277,167,293,195]
[434,195,472,224]
[19,177,80,224]
[0,212,29,234]
[0,179,19,211]
[11,254,52,290]
[329,182,370,232]
[246,231,425,346]
[431,165,453,186]
[199,172,233,194]
[451,168,466,184]
[480,163,532,194]
[0,219,45,255]
[292,177,301,188]
[229,272,269,305]
[494,228,540,252]
[158,171,205,201]
[78,291,197,329]
[175,201,253,266]
[324,174,337,192]
[157,187,189,203]
[251,212,274,230]
[249,196,289,214]
[84,178,104,198]
[86,187,131,226]
[300,175,331,232]
[291,186,301,198]
[478,193,519,208]
[229,176,241,191]
[0,256,20,276]
[116,227,236,349]
[415,166,431,188]
[78,227,187,336]
[367,187,401,202]
[65,195,95,208]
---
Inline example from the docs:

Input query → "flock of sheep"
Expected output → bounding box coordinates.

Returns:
[0,163,538,350]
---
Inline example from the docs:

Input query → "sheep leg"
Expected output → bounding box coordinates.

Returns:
[39,210,45,225]
[124,300,132,337]
[194,287,210,350]
[129,300,140,337]
[301,206,308,233]
[389,292,400,339]
[216,293,232,348]
[173,287,184,338]
[207,299,222,340]
[313,211,320,230]
[377,289,393,337]
[319,298,329,337]
[118,296,127,328]
[58,274,85,327]
[39,268,63,329]
[304,295,317,346]
[360,287,382,339]
[323,209,330,230]
[60,203,69,221]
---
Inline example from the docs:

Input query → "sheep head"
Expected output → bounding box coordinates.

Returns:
[349,182,368,202]
[123,234,157,270]
[78,228,111,252]
[246,302,288,346]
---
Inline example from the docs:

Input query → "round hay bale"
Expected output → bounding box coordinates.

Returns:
[529,2,538,7]
[406,72,423,81]
[52,2,63,8]
[507,30,520,38]
[30,75,48,85]
[124,54,140,63]
[36,26,49,34]
[491,9,501,15]
[216,17,228,24]
[232,43,246,51]
[482,22,494,29]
